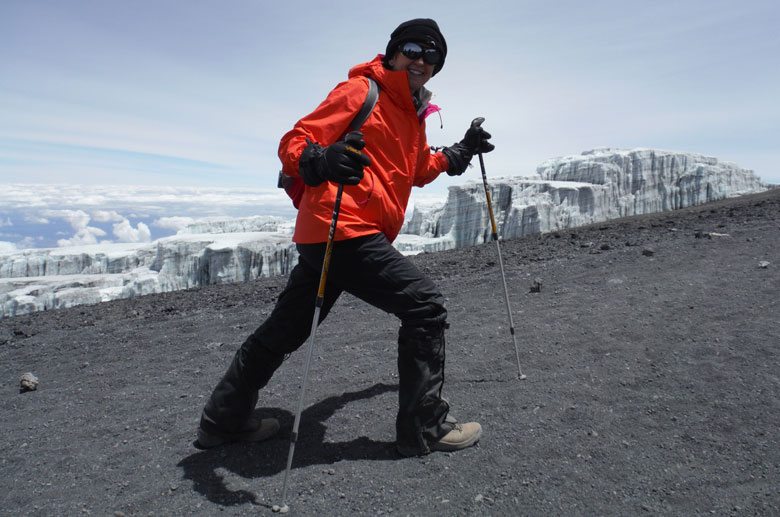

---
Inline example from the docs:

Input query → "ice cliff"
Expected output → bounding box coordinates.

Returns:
[0,149,766,317]
[1,225,297,318]
[399,148,766,248]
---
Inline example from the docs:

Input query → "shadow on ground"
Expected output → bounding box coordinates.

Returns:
[178,382,399,506]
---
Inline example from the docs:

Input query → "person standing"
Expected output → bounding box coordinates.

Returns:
[197,18,494,457]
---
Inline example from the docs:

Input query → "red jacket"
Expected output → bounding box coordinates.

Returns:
[279,55,449,243]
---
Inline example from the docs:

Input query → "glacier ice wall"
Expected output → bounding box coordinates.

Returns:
[1,230,297,318]
[400,148,766,248]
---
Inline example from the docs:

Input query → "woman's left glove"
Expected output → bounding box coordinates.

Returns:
[442,119,495,176]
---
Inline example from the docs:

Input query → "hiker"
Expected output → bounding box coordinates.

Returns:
[197,18,494,457]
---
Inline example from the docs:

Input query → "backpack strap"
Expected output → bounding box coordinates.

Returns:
[347,77,379,133]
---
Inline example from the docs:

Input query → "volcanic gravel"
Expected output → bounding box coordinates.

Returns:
[1,188,779,516]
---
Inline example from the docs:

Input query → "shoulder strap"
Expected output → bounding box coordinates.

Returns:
[347,78,379,133]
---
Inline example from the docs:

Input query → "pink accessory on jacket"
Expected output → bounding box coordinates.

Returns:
[420,102,441,121]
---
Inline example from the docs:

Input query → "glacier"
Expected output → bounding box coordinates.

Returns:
[400,148,766,248]
[1,226,298,318]
[0,149,766,318]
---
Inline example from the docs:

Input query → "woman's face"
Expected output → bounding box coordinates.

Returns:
[388,47,435,93]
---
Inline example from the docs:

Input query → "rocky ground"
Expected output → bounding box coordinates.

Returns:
[1,188,778,516]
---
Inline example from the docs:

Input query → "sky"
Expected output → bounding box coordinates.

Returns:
[1,0,778,250]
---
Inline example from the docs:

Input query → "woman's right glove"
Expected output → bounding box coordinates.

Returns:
[442,118,495,176]
[299,131,371,186]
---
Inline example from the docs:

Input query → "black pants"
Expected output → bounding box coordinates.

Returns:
[201,232,452,454]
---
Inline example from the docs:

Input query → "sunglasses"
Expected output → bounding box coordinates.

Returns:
[399,42,442,66]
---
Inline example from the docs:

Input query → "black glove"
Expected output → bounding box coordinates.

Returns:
[299,131,371,186]
[442,117,495,176]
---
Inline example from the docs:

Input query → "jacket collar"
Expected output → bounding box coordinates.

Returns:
[348,55,424,115]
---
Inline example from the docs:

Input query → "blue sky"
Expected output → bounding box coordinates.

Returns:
[1,0,778,194]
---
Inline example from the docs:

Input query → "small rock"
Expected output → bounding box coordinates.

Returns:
[600,243,611,251]
[19,372,39,393]
[272,504,289,514]
[529,278,542,293]
[642,247,655,257]
[475,494,484,502]
[758,261,770,269]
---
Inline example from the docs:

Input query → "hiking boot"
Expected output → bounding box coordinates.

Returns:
[429,421,483,452]
[195,416,280,449]
[396,420,483,457]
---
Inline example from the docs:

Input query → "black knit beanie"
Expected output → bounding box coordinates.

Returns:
[383,18,447,76]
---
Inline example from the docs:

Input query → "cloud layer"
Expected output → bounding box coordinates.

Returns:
[0,184,297,250]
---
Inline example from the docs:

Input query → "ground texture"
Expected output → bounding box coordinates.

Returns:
[1,188,779,516]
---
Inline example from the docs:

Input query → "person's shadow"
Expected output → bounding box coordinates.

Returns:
[178,382,400,507]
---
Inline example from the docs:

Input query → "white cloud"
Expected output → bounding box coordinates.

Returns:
[112,219,151,243]
[153,216,196,231]
[92,209,125,223]
[57,226,106,247]
[1,185,296,249]
[43,209,91,230]
[19,237,39,248]
[0,241,18,253]
[24,215,50,224]
[0,185,293,214]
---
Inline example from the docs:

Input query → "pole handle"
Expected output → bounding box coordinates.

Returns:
[478,152,498,238]
[317,184,343,299]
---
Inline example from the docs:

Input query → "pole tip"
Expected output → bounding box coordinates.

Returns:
[272,504,290,513]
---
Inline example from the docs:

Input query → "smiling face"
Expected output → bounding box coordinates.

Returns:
[388,45,435,93]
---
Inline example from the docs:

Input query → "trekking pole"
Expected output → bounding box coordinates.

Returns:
[472,117,527,380]
[276,134,363,513]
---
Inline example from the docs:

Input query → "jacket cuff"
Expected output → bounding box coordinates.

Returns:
[299,139,327,187]
[442,143,473,176]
